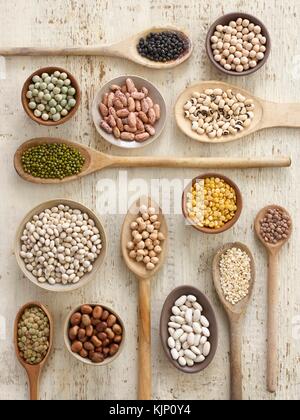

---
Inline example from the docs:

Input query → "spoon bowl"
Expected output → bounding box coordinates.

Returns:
[121,196,168,400]
[160,285,218,374]
[14,302,53,400]
[0,26,193,70]
[14,138,292,185]
[175,80,300,144]
[213,242,255,400]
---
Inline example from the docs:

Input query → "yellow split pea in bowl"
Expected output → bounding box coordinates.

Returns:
[182,173,243,234]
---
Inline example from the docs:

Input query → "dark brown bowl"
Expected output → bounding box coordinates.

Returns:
[206,13,271,76]
[182,173,243,234]
[160,286,218,374]
[21,66,81,126]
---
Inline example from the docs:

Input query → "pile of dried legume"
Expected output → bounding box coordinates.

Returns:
[21,143,85,179]
[127,204,165,270]
[20,204,102,286]
[137,31,189,62]
[17,305,50,365]
[186,177,238,229]
[210,17,267,73]
[260,208,292,244]
[168,295,212,367]
[184,88,255,139]
[26,70,77,122]
[219,247,251,305]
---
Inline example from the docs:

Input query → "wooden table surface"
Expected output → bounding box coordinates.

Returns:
[0,0,299,401]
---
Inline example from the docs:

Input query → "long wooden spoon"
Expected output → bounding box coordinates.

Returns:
[121,197,168,400]
[255,205,292,393]
[0,26,192,69]
[14,302,53,400]
[175,80,300,144]
[14,138,291,185]
[213,242,255,400]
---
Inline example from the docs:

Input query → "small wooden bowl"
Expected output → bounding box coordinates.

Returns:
[92,75,167,149]
[15,199,107,292]
[21,66,81,126]
[182,173,243,234]
[160,286,218,374]
[64,304,126,366]
[206,13,271,76]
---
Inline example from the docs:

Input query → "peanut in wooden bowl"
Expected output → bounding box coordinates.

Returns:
[182,173,243,234]
[14,199,107,292]
[160,286,218,374]
[206,12,271,76]
[21,66,81,126]
[64,304,126,367]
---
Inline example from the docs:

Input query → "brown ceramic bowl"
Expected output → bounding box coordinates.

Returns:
[206,13,271,76]
[160,286,218,374]
[21,66,81,126]
[64,303,126,367]
[182,173,243,234]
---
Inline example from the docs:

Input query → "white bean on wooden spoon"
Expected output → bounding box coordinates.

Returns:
[175,80,300,144]
[0,26,192,69]
[121,197,168,400]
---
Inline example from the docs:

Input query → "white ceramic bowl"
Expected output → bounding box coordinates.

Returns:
[92,75,167,149]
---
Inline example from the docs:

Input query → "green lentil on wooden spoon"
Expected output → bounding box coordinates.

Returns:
[21,143,85,179]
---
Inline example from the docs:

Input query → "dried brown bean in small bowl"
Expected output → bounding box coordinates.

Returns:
[206,13,271,76]
[64,304,125,366]
[92,75,166,149]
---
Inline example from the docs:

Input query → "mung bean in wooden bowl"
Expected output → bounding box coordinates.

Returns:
[21,66,81,126]
[182,173,243,234]
[15,199,107,292]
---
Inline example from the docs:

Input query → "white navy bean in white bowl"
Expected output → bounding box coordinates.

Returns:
[160,286,218,373]
[15,199,107,292]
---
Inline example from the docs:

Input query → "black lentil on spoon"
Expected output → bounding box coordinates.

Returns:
[137,32,188,62]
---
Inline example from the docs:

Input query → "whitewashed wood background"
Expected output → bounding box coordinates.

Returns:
[0,0,299,401]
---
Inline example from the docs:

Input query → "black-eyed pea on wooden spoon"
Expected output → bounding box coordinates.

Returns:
[14,138,292,185]
[0,26,193,69]
[175,80,300,144]
[255,206,292,393]
[121,197,168,400]
[14,302,53,400]
[213,243,255,400]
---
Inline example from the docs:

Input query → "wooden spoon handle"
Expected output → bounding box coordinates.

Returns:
[229,318,243,400]
[112,156,291,169]
[267,252,279,393]
[263,102,300,128]
[0,45,119,57]
[26,365,41,400]
[138,278,151,400]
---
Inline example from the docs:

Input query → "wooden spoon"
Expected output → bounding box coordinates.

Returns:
[175,80,300,144]
[213,242,255,400]
[14,302,53,400]
[121,196,168,400]
[0,26,192,69]
[14,138,291,185]
[255,205,292,393]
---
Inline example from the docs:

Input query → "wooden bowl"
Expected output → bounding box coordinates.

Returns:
[64,303,126,366]
[206,13,271,76]
[182,173,243,234]
[21,66,81,126]
[160,286,218,374]
[15,199,107,292]
[92,75,167,149]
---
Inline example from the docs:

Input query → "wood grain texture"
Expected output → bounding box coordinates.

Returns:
[0,0,300,401]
